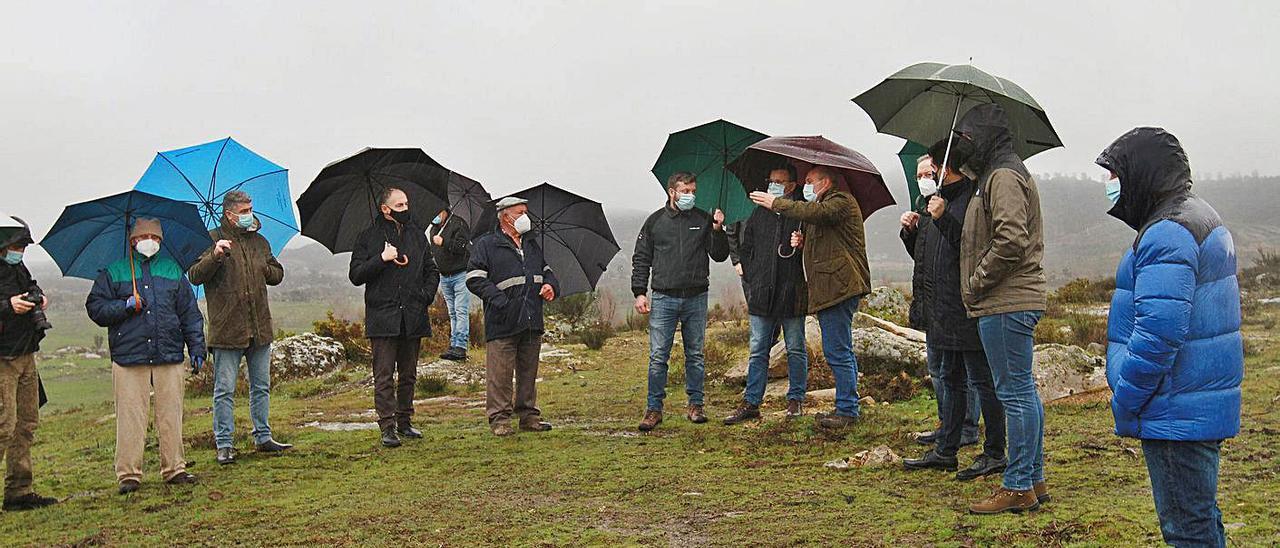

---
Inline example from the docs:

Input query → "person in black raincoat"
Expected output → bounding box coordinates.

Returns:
[349,188,440,447]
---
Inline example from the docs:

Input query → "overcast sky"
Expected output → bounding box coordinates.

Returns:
[3,1,1276,263]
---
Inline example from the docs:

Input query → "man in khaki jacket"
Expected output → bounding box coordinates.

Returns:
[949,104,1050,515]
[751,166,869,429]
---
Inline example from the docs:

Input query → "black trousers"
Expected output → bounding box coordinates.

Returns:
[370,336,421,430]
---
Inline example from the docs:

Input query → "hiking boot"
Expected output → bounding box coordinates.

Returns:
[118,480,140,495]
[687,405,708,424]
[816,412,858,429]
[397,423,423,439]
[2,493,58,511]
[969,487,1039,514]
[165,472,198,485]
[381,426,402,447]
[786,399,804,418]
[491,422,515,437]
[903,449,959,472]
[956,454,1007,481]
[216,447,237,465]
[638,409,662,432]
[915,430,939,445]
[440,346,467,361]
[722,403,760,425]
[520,417,553,432]
[1034,481,1051,504]
[256,438,293,452]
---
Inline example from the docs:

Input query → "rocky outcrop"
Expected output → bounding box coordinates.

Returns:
[1033,343,1109,401]
[270,333,346,381]
[860,286,910,323]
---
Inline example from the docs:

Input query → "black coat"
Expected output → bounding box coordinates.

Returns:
[349,217,440,339]
[466,230,560,341]
[0,262,44,357]
[900,178,982,351]
[630,205,730,297]
[428,216,472,275]
[739,189,807,318]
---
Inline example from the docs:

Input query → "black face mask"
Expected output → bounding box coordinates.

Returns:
[389,208,412,225]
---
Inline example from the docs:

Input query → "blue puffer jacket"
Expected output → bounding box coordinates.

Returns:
[86,255,206,366]
[1098,127,1242,441]
[467,230,559,342]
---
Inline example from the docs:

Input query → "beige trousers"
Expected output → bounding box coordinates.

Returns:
[0,353,39,499]
[113,362,185,483]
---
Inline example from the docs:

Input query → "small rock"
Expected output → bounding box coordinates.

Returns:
[806,388,837,400]
[1085,342,1106,356]
[1224,522,1245,531]
[858,396,876,406]
[823,457,852,470]
[850,445,901,467]
[302,421,380,431]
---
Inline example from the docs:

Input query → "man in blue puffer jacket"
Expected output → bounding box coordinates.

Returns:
[1097,128,1242,548]
[86,219,206,495]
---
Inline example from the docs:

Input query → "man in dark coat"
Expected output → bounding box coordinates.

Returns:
[901,139,1007,482]
[428,208,472,361]
[350,187,440,447]
[0,217,57,511]
[724,165,810,424]
[467,197,559,437]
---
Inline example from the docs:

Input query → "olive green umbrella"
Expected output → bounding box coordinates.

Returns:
[650,119,768,224]
[898,140,929,210]
[853,62,1062,160]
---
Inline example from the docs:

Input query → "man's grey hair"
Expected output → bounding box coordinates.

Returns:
[666,171,696,189]
[222,190,252,211]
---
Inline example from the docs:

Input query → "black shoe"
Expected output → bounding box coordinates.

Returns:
[722,403,761,425]
[256,439,293,452]
[381,426,401,448]
[915,430,939,445]
[118,480,140,495]
[165,472,198,485]
[397,424,423,439]
[216,447,237,465]
[441,346,467,361]
[2,493,58,511]
[903,449,959,472]
[956,454,1008,481]
[959,434,980,448]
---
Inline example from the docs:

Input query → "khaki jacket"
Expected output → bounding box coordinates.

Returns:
[188,217,284,348]
[960,168,1047,317]
[774,190,869,313]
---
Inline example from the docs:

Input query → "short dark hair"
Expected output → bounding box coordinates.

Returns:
[769,164,798,182]
[378,187,405,206]
[666,171,696,189]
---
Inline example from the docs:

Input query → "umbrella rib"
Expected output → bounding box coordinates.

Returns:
[209,168,289,203]
[209,138,231,203]
[58,214,124,273]
[251,209,299,232]
[157,153,209,206]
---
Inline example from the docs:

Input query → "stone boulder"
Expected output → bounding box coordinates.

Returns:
[270,333,346,381]
[724,314,926,386]
[1033,343,1108,402]
[860,286,910,323]
[417,358,485,385]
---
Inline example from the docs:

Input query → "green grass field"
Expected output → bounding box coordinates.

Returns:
[6,305,1279,546]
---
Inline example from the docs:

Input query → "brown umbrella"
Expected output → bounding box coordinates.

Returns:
[727,136,894,219]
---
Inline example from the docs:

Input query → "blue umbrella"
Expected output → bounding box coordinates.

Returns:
[134,137,297,256]
[40,190,213,281]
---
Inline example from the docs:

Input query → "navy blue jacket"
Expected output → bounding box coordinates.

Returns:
[467,230,559,341]
[1098,127,1242,441]
[86,256,206,366]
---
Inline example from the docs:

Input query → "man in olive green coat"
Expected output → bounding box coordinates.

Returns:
[188,190,292,465]
[750,166,869,429]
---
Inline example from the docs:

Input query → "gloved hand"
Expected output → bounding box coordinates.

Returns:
[125,295,143,312]
[190,355,205,375]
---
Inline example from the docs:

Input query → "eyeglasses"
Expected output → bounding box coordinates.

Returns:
[764,179,794,184]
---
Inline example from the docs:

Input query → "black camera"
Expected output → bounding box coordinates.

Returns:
[23,288,52,332]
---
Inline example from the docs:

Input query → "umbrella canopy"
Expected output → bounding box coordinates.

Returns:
[503,183,620,298]
[444,171,498,239]
[852,62,1062,159]
[728,136,895,219]
[651,119,768,225]
[898,141,929,210]
[40,190,213,280]
[134,137,297,256]
[297,148,465,253]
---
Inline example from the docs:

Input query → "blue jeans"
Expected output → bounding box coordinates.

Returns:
[212,343,273,448]
[927,343,981,441]
[440,271,471,349]
[978,311,1044,491]
[1143,439,1226,548]
[646,291,708,411]
[816,296,861,417]
[744,315,808,405]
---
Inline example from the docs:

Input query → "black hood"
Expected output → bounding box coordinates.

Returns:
[0,216,34,249]
[1096,127,1192,231]
[954,103,1027,179]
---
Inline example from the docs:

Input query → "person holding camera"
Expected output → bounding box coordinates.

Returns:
[86,218,205,494]
[0,216,58,511]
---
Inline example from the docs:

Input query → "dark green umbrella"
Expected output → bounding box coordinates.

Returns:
[853,62,1062,160]
[651,119,768,224]
[898,140,929,210]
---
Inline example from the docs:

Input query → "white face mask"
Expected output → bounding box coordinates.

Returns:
[917,177,938,197]
[513,213,532,235]
[135,239,160,258]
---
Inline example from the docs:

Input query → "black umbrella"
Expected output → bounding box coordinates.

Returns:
[445,171,497,239]
[504,183,620,298]
[298,148,495,253]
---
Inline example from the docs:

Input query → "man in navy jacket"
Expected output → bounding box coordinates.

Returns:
[1098,128,1242,547]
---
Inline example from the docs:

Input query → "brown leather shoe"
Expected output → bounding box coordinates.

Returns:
[520,417,553,432]
[1033,481,1051,504]
[722,403,760,425]
[969,487,1039,514]
[786,399,803,418]
[687,404,708,424]
[816,412,858,429]
[491,422,515,437]
[638,410,663,432]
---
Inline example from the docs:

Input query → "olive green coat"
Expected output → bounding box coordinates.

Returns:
[773,190,870,313]
[187,217,284,349]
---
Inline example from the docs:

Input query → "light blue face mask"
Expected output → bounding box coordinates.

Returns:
[2,251,21,265]
[802,184,817,202]
[1105,180,1121,205]
[235,212,254,229]
[767,182,787,197]
[675,192,696,211]
[431,215,442,225]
